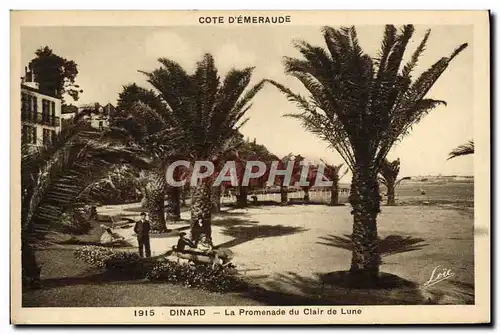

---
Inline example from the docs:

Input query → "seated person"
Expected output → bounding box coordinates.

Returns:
[100,224,124,244]
[174,232,196,252]
[173,233,213,255]
[194,234,213,254]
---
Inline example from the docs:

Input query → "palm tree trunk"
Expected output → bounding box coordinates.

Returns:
[211,185,222,213]
[181,186,188,206]
[386,180,396,206]
[139,186,148,208]
[144,169,167,232]
[348,167,381,284]
[303,187,310,202]
[329,178,339,206]
[190,178,213,242]
[236,186,248,207]
[165,186,181,220]
[280,184,289,205]
[22,239,41,289]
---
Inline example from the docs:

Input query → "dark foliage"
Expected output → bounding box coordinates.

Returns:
[73,246,247,293]
[28,46,83,102]
[147,259,247,293]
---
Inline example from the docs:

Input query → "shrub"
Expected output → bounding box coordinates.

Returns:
[59,206,95,234]
[105,252,145,279]
[73,245,116,268]
[146,259,247,293]
[73,246,248,293]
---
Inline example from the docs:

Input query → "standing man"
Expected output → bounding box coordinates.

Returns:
[134,212,151,257]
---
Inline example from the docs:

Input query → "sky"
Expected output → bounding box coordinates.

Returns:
[20,25,474,177]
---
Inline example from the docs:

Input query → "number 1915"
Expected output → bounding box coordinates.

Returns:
[134,309,155,317]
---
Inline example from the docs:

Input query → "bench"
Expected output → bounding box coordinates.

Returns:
[171,246,234,268]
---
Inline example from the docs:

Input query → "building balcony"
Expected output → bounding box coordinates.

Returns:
[21,111,60,127]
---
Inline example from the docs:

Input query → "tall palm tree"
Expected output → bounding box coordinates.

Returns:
[268,25,467,283]
[322,161,348,206]
[298,162,316,202]
[140,53,264,242]
[448,140,474,160]
[378,158,410,205]
[110,92,178,232]
[276,154,304,205]
[231,137,278,207]
[21,117,148,287]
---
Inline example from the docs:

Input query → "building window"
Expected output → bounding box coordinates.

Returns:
[43,128,51,146]
[32,96,38,121]
[98,120,103,129]
[22,125,37,144]
[22,125,27,142]
[28,95,33,117]
[21,93,27,120]
[51,130,57,144]
[51,101,56,126]
[42,99,49,124]
[21,94,37,122]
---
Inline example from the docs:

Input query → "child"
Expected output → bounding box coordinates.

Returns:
[195,234,213,254]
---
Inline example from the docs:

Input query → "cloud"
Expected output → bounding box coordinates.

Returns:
[144,32,256,76]
[144,30,203,72]
[213,44,256,74]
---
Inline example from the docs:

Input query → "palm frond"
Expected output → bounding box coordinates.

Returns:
[401,29,431,79]
[22,119,150,245]
[395,176,411,186]
[134,53,262,161]
[378,158,401,184]
[269,24,467,197]
[448,140,474,160]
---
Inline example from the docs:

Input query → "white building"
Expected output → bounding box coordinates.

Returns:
[21,68,62,147]
[78,103,115,130]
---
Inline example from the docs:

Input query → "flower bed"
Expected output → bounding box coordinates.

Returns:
[73,245,247,292]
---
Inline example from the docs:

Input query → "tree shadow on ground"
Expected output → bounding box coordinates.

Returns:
[150,225,191,239]
[31,269,147,291]
[122,206,150,213]
[242,271,429,305]
[122,205,191,213]
[212,217,258,228]
[288,198,346,206]
[56,239,134,248]
[224,201,281,209]
[214,218,308,249]
[214,210,251,218]
[317,234,428,260]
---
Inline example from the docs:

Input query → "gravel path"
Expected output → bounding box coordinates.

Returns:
[97,203,476,304]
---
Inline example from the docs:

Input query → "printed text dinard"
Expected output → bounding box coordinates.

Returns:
[198,16,292,24]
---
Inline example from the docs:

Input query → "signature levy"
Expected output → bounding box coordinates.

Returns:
[423,265,455,288]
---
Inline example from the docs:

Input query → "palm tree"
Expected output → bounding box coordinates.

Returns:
[378,158,411,205]
[298,162,316,202]
[210,135,244,212]
[276,154,304,205]
[140,53,264,242]
[110,92,178,232]
[90,164,144,205]
[268,25,467,283]
[230,137,279,207]
[21,117,148,288]
[448,140,474,160]
[322,161,348,206]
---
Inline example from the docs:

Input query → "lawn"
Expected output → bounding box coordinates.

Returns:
[23,181,476,307]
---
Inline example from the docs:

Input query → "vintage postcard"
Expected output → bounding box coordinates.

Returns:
[10,10,490,324]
